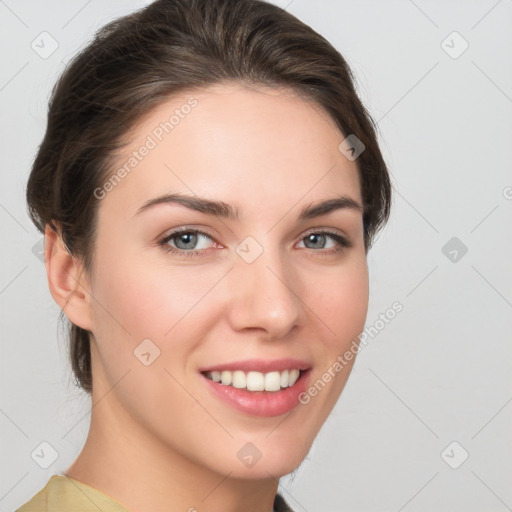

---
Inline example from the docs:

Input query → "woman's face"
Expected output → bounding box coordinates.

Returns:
[83,82,368,478]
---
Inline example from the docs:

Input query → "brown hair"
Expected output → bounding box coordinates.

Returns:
[26,0,392,394]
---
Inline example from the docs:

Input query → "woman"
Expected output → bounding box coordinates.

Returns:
[16,0,391,510]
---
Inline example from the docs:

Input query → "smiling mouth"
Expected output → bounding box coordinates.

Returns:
[201,368,305,392]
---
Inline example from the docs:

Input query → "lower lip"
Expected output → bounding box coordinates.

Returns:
[200,370,311,417]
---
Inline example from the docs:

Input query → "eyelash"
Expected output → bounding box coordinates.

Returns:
[157,227,352,258]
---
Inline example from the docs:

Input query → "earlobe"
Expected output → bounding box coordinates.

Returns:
[44,223,93,331]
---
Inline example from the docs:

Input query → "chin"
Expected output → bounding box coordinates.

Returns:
[220,455,308,481]
[207,433,314,481]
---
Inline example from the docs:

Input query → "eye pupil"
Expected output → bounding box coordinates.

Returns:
[305,233,325,249]
[176,232,198,249]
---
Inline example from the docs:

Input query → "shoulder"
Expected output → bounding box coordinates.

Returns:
[15,475,129,512]
[17,476,294,512]
[15,476,53,512]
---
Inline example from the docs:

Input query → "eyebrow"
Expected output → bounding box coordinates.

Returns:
[134,193,363,220]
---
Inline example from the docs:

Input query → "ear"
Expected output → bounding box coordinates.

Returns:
[44,223,93,331]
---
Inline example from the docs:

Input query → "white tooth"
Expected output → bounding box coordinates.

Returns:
[232,370,246,389]
[214,368,302,390]
[264,371,281,392]
[280,369,289,388]
[288,369,300,386]
[221,370,232,385]
[246,371,265,391]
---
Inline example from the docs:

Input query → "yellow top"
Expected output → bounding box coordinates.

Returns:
[15,475,129,512]
[15,474,293,512]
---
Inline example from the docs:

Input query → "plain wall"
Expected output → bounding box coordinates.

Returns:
[1,1,511,511]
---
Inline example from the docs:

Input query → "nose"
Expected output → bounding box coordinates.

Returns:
[226,242,303,340]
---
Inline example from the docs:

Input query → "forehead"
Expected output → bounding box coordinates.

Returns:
[101,81,362,218]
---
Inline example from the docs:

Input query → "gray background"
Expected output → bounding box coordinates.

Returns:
[1,1,511,511]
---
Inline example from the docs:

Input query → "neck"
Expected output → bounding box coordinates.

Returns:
[65,370,279,512]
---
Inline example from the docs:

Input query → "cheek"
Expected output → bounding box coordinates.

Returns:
[89,244,219,344]
[296,258,368,428]
[313,257,369,346]
[86,248,205,422]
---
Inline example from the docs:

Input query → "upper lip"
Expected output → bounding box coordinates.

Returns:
[199,358,311,374]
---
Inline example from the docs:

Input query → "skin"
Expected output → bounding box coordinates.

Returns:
[45,81,369,512]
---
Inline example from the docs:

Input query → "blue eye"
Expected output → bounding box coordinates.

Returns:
[158,228,215,257]
[298,232,351,252]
